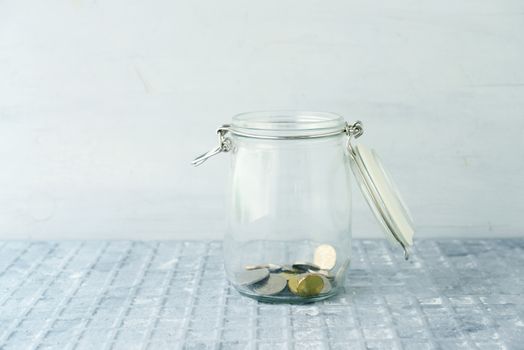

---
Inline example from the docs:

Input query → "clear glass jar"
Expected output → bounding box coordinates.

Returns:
[193,110,414,303]
[225,111,352,302]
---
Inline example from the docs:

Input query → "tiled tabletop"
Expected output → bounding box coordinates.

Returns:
[0,239,522,350]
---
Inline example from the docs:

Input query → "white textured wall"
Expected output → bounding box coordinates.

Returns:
[0,0,523,240]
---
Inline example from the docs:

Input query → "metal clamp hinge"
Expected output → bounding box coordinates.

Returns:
[345,120,364,139]
[191,125,231,166]
[345,120,364,155]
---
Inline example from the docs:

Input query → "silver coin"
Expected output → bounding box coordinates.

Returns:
[267,264,283,273]
[281,265,301,273]
[319,275,332,294]
[292,261,321,271]
[245,264,268,270]
[245,263,282,272]
[245,264,265,270]
[314,244,337,270]
[253,274,287,296]
[236,268,270,286]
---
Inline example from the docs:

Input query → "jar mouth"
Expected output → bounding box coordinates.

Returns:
[230,110,346,139]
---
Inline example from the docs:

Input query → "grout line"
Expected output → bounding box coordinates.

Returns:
[0,241,10,257]
[467,239,505,340]
[176,242,210,350]
[369,239,411,347]
[105,242,159,350]
[0,243,60,344]
[67,242,134,350]
[287,305,294,350]
[251,298,258,350]
[0,242,32,276]
[349,240,372,350]
[430,240,472,344]
[36,242,108,348]
[140,242,182,350]
[408,240,450,348]
[54,241,110,349]
[0,243,36,306]
[0,242,81,347]
[212,246,230,350]
[29,242,108,349]
[380,239,438,349]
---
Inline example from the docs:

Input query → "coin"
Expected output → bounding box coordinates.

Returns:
[267,264,283,273]
[287,274,302,295]
[296,274,324,297]
[278,271,298,281]
[281,265,301,273]
[292,262,321,272]
[319,275,332,294]
[314,244,337,270]
[243,257,339,298]
[245,264,282,272]
[245,264,265,270]
[253,274,287,295]
[236,268,270,286]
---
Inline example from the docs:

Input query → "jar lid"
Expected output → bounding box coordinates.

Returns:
[349,143,414,259]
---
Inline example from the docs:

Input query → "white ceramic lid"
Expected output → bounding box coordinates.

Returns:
[349,143,415,259]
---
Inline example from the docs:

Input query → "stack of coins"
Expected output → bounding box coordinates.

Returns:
[235,244,338,298]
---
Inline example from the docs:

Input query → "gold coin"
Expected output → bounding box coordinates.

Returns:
[314,244,337,270]
[296,274,324,297]
[287,274,302,295]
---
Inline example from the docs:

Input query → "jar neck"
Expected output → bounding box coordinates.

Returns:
[230,111,347,140]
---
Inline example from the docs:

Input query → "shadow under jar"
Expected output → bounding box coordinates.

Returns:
[193,111,414,303]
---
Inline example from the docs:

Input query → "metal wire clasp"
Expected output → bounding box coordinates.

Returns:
[191,125,231,166]
[345,120,364,139]
[345,120,364,154]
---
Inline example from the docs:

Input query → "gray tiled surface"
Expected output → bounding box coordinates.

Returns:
[0,240,523,350]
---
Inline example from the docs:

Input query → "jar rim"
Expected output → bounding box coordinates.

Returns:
[230,110,346,139]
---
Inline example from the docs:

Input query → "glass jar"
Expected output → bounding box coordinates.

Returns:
[193,111,414,303]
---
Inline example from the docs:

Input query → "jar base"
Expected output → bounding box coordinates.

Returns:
[234,284,341,304]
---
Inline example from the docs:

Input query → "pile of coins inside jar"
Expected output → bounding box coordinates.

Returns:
[235,244,340,298]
